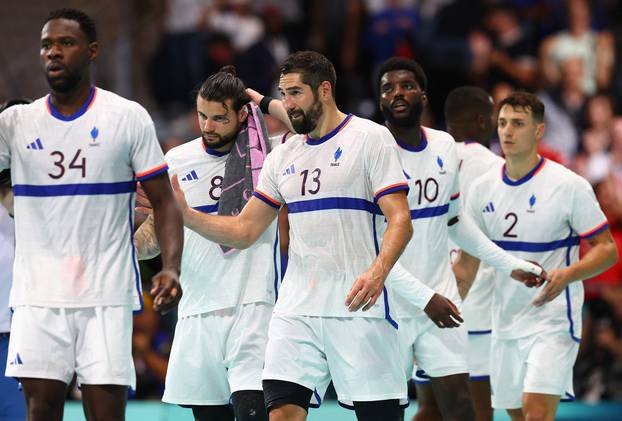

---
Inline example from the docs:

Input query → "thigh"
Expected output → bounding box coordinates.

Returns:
[6,306,74,384]
[227,303,273,394]
[81,384,127,421]
[413,320,468,378]
[262,313,330,393]
[74,306,135,389]
[163,313,231,405]
[490,337,524,410]
[20,378,67,421]
[324,317,406,403]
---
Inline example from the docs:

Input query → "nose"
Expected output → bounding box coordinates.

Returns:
[47,42,62,59]
[202,118,215,132]
[282,95,295,111]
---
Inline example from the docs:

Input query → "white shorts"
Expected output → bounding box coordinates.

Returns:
[400,316,468,384]
[162,302,273,406]
[6,306,135,388]
[467,331,491,379]
[263,313,406,403]
[490,331,579,409]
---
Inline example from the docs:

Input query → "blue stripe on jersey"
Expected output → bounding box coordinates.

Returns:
[128,195,144,313]
[492,236,580,252]
[287,197,378,214]
[252,191,280,209]
[194,204,219,213]
[564,231,581,343]
[371,206,398,330]
[13,181,136,197]
[468,329,492,335]
[410,204,449,220]
[272,230,279,302]
[47,86,95,121]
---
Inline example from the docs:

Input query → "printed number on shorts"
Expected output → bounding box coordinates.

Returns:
[300,168,321,196]
[413,177,439,205]
[48,149,86,179]
[209,175,223,200]
[503,212,518,238]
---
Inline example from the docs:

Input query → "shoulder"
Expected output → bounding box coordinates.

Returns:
[95,88,153,123]
[543,159,592,191]
[346,116,396,149]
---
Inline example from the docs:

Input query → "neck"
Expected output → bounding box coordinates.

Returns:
[49,77,93,117]
[505,150,541,180]
[307,103,347,139]
[386,121,422,146]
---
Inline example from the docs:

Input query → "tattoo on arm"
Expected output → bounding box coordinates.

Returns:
[135,215,161,260]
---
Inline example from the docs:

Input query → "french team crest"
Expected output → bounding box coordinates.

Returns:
[527,194,536,213]
[437,156,446,174]
[331,146,343,167]
[89,126,100,146]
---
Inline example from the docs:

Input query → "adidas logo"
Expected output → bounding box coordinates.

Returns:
[26,138,44,150]
[483,202,495,213]
[282,164,295,176]
[9,353,23,365]
[181,170,199,181]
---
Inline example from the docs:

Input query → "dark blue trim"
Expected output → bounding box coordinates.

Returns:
[272,230,279,302]
[252,192,280,209]
[47,86,96,122]
[565,288,580,343]
[464,141,477,145]
[338,401,355,410]
[375,185,409,201]
[396,129,428,152]
[129,195,144,313]
[136,165,169,182]
[413,379,431,385]
[580,222,609,239]
[493,237,580,252]
[288,197,377,214]
[13,181,136,197]
[312,389,322,408]
[469,375,490,381]
[502,156,545,186]
[415,369,431,379]
[410,204,449,220]
[560,392,575,402]
[468,329,492,335]
[193,204,219,214]
[383,287,399,329]
[305,114,353,145]
[204,147,230,157]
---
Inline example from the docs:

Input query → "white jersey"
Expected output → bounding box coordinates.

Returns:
[254,114,409,320]
[165,138,279,318]
[465,157,608,341]
[0,87,167,310]
[383,127,461,319]
[0,207,14,332]
[452,141,504,333]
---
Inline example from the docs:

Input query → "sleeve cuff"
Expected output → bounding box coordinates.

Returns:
[136,163,168,181]
[374,183,409,201]
[579,221,609,239]
[253,190,281,209]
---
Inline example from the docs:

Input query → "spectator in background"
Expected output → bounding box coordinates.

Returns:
[540,0,615,95]
[206,0,264,53]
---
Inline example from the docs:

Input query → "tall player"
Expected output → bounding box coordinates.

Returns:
[0,9,183,421]
[135,67,275,421]
[163,51,463,421]
[453,92,618,421]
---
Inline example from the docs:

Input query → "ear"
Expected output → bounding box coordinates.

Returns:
[238,106,248,124]
[476,114,486,129]
[421,92,428,107]
[319,81,332,100]
[535,121,545,141]
[88,42,99,62]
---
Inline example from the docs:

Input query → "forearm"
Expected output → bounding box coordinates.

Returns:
[566,242,618,283]
[153,200,183,273]
[372,214,413,278]
[183,208,254,249]
[134,215,161,260]
[386,261,435,310]
[452,251,480,299]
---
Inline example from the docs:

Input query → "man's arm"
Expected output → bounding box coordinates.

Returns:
[534,228,618,306]
[345,191,412,312]
[134,215,161,260]
[452,250,481,299]
[246,88,294,132]
[140,173,184,313]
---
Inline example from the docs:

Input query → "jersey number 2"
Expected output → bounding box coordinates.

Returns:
[503,212,518,238]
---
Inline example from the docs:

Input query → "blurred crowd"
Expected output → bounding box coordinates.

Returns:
[112,0,622,403]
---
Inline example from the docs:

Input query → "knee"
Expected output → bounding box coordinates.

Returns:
[524,406,552,421]
[232,390,268,421]
[27,398,63,421]
[414,402,442,421]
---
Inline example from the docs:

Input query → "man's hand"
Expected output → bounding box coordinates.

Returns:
[511,261,547,288]
[170,174,189,212]
[346,266,386,312]
[424,293,463,328]
[151,269,182,314]
[533,267,572,307]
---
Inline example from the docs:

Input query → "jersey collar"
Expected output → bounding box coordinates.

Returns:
[46,86,97,122]
[305,113,353,146]
[502,156,546,186]
[395,128,428,152]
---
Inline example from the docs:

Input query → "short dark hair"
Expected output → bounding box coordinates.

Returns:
[280,51,337,97]
[45,8,97,43]
[498,91,545,123]
[377,57,428,93]
[444,86,493,125]
[0,98,32,188]
[197,65,251,112]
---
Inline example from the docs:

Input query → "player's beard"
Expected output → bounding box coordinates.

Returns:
[202,129,238,150]
[45,69,83,94]
[380,100,424,129]
[288,99,323,134]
